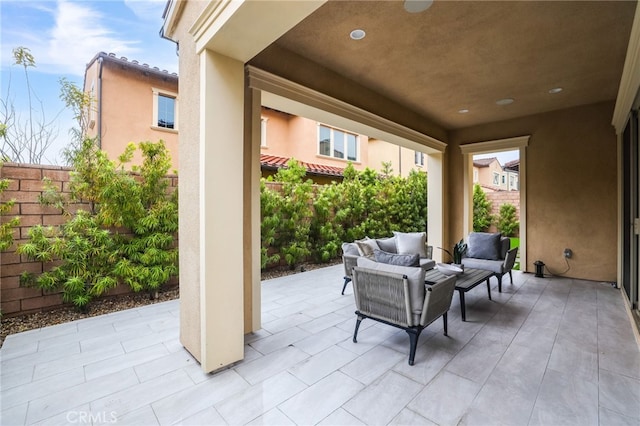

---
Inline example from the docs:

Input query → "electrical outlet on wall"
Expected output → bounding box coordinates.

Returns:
[563,248,572,258]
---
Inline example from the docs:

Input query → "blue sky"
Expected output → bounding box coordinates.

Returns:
[1,0,178,164]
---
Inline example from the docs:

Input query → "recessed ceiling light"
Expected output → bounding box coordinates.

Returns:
[458,109,469,114]
[350,29,366,40]
[548,87,563,94]
[404,0,434,13]
[496,98,514,106]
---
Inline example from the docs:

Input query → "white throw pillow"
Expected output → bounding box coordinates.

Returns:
[393,231,427,258]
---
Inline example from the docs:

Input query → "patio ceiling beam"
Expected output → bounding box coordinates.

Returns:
[189,0,326,61]
[248,66,447,154]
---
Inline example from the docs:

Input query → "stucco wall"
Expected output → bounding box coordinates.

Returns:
[85,58,179,170]
[261,108,370,171]
[448,101,618,282]
[171,0,207,362]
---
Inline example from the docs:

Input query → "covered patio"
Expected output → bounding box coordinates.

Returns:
[2,266,639,425]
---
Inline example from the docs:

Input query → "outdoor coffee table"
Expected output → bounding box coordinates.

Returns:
[424,267,494,321]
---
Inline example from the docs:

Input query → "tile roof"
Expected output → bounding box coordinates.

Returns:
[504,159,520,171]
[260,154,345,177]
[86,52,178,81]
[473,157,499,167]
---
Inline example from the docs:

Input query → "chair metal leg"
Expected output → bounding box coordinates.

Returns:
[353,315,363,343]
[486,279,492,300]
[406,328,421,365]
[497,274,503,293]
[442,312,448,336]
[342,277,351,295]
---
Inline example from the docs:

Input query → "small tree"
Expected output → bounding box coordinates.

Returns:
[496,203,519,237]
[0,47,60,164]
[59,77,95,164]
[473,184,493,232]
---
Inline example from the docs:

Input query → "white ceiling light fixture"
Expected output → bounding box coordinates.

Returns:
[458,109,469,114]
[350,29,366,40]
[404,0,434,13]
[496,98,515,106]
[548,87,563,94]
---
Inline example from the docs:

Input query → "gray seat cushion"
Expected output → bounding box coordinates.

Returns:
[461,257,503,274]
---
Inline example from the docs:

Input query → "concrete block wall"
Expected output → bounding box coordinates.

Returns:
[485,191,520,234]
[1,163,179,317]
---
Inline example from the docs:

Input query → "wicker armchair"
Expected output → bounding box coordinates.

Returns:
[352,257,456,365]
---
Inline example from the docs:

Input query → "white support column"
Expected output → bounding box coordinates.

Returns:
[199,49,245,372]
[462,153,473,238]
[244,85,261,333]
[427,153,445,263]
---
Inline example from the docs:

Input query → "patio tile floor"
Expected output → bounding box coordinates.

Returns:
[1,265,639,425]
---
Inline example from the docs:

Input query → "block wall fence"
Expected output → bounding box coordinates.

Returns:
[485,191,521,234]
[1,163,179,317]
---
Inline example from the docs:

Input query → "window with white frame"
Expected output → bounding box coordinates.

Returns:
[318,124,358,161]
[152,88,178,131]
[415,151,424,167]
[493,172,500,185]
[261,117,268,147]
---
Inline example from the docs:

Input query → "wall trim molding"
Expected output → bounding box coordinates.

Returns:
[460,135,530,155]
[247,66,447,153]
[612,3,640,134]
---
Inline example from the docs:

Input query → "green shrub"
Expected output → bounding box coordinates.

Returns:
[18,138,178,310]
[496,203,519,237]
[473,184,493,232]
[261,159,314,269]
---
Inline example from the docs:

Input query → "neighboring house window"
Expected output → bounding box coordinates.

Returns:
[318,124,358,161]
[493,172,500,185]
[261,118,268,147]
[152,88,178,131]
[473,170,479,182]
[502,175,506,184]
[415,151,424,167]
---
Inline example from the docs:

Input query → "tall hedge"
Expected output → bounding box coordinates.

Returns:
[262,160,428,269]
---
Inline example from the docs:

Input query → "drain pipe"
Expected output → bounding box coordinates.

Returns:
[97,55,103,148]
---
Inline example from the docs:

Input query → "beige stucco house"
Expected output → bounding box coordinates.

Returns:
[83,52,179,169]
[159,0,640,372]
[261,107,428,178]
[473,157,519,192]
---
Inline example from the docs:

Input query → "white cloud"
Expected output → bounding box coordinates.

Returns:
[44,0,140,75]
[123,0,167,21]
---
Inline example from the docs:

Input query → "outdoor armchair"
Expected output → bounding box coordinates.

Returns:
[461,232,518,292]
[351,257,456,365]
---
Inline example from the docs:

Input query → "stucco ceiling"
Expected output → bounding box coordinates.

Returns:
[258,0,636,131]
